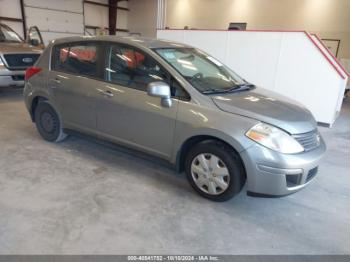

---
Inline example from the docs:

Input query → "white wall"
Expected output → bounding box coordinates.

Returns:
[128,0,158,37]
[0,0,25,37]
[165,0,350,59]
[84,0,128,35]
[158,29,349,126]
[24,0,84,43]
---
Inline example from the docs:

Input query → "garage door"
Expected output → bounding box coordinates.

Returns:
[24,0,84,44]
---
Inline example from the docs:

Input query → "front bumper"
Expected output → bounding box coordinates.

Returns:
[0,67,25,87]
[240,136,326,197]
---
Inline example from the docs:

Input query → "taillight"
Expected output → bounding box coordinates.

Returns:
[25,67,42,81]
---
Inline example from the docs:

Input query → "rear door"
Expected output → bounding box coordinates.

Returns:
[49,42,103,133]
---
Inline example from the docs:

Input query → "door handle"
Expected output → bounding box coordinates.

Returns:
[50,78,61,84]
[98,89,114,98]
[49,78,61,89]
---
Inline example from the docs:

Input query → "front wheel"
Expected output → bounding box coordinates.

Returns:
[34,101,67,142]
[185,140,246,201]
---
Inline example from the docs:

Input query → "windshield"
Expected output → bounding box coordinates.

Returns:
[0,24,23,43]
[154,47,247,94]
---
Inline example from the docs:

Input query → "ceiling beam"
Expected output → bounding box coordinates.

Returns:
[108,0,117,35]
[84,0,129,11]
[0,16,23,23]
[19,0,27,38]
[85,25,129,32]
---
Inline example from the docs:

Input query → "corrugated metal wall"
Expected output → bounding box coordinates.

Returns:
[24,0,84,43]
[0,0,129,43]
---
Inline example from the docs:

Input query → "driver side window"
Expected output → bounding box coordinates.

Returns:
[105,44,167,92]
[105,43,190,100]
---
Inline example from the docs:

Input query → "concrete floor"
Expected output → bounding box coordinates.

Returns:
[0,88,349,255]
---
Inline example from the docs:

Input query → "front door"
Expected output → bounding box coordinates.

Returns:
[96,43,180,159]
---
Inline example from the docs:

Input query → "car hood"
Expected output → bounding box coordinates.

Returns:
[211,87,317,134]
[0,42,42,53]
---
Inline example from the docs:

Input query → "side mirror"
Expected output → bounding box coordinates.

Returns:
[30,39,40,46]
[147,82,172,107]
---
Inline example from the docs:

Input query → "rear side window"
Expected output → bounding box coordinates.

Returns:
[53,43,99,78]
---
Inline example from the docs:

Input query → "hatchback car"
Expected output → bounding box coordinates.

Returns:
[24,36,326,201]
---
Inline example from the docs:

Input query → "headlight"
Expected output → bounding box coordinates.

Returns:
[246,123,304,154]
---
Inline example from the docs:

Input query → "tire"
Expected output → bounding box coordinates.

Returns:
[185,140,246,202]
[34,101,67,142]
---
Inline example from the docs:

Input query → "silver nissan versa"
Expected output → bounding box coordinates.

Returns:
[23,36,326,201]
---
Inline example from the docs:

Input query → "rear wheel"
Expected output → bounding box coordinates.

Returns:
[34,101,67,142]
[185,140,245,201]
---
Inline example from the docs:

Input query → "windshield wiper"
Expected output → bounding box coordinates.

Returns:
[229,83,255,92]
[202,89,229,94]
[202,84,255,94]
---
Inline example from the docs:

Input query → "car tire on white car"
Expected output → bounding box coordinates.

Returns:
[185,140,246,201]
[34,101,67,142]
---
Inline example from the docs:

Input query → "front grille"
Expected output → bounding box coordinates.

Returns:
[3,54,40,70]
[293,130,321,152]
[306,167,318,182]
[11,75,25,81]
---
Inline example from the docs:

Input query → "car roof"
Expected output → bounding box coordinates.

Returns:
[50,35,191,49]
